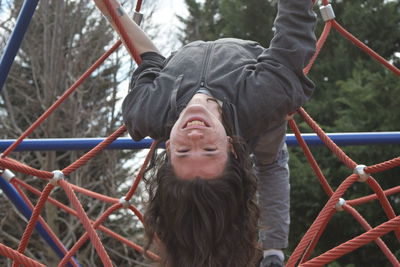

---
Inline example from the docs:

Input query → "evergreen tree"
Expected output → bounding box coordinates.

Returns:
[291,1,400,264]
[178,0,221,43]
[179,0,400,265]
[178,0,275,45]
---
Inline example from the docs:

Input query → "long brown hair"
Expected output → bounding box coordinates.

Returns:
[143,136,259,267]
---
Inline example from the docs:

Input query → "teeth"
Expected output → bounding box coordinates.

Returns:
[186,120,205,127]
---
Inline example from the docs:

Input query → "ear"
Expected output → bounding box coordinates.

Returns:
[227,137,238,159]
[165,140,170,152]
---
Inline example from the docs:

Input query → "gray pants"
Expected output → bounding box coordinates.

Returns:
[252,122,290,250]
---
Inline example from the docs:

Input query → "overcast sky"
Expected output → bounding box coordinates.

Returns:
[154,0,188,21]
[148,0,189,53]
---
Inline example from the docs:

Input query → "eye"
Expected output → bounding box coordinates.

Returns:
[177,149,189,153]
[207,98,222,113]
[204,147,216,152]
[206,97,218,103]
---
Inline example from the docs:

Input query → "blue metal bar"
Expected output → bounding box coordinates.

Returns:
[1,132,400,152]
[0,175,80,267]
[285,132,400,146]
[0,0,39,92]
[0,137,155,151]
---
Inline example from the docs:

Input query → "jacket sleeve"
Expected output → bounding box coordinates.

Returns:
[122,52,169,141]
[129,52,166,87]
[242,0,317,122]
[267,0,317,77]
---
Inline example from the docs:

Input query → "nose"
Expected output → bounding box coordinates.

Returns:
[187,129,204,141]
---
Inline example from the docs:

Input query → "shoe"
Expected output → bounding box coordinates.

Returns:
[259,254,284,267]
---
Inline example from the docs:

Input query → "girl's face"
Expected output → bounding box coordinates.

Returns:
[166,93,232,179]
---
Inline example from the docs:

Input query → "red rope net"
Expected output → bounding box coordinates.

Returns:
[0,0,399,266]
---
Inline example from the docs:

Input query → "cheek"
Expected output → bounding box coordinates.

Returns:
[216,138,229,152]
[215,127,228,142]
[169,121,179,135]
[169,119,183,141]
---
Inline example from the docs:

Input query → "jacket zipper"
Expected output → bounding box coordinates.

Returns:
[180,42,215,109]
[199,42,215,90]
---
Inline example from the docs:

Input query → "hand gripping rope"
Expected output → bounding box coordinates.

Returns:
[0,0,399,266]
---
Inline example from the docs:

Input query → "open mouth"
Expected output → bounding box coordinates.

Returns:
[184,119,209,129]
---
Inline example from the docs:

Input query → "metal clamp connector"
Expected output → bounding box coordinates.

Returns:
[353,165,370,182]
[119,197,131,208]
[320,4,335,22]
[133,11,143,25]
[2,169,16,181]
[50,170,65,186]
[335,198,346,211]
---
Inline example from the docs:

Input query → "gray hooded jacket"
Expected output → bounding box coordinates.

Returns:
[122,0,317,154]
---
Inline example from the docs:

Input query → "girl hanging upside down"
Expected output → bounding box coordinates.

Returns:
[94,0,317,266]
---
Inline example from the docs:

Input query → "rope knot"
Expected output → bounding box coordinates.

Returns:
[50,170,65,186]
[2,169,16,181]
[119,197,131,208]
[335,198,346,211]
[353,165,370,182]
